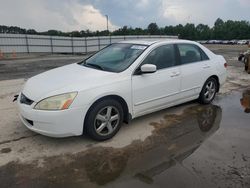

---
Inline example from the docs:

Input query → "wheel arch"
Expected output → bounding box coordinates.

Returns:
[84,95,131,133]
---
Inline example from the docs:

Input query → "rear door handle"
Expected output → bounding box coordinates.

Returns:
[170,72,180,77]
[203,64,211,69]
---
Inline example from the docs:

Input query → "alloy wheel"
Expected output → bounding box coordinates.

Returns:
[204,81,216,101]
[94,106,120,136]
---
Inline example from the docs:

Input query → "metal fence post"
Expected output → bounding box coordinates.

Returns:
[109,35,111,44]
[85,37,87,54]
[50,36,53,54]
[98,37,100,50]
[25,34,29,53]
[71,36,74,54]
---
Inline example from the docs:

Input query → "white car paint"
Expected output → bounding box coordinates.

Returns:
[17,39,227,137]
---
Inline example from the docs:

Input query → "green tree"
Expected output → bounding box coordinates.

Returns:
[0,18,250,40]
[147,23,159,35]
[26,29,37,35]
[181,23,196,40]
[213,18,225,39]
[196,24,211,40]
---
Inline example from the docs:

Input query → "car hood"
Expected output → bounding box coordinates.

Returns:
[22,63,118,102]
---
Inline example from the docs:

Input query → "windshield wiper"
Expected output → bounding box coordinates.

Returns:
[84,63,104,70]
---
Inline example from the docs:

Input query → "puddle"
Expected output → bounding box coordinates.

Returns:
[0,105,222,188]
[0,90,249,188]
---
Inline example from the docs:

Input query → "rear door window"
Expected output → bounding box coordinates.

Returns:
[177,44,208,64]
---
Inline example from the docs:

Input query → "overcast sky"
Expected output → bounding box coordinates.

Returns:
[0,0,250,32]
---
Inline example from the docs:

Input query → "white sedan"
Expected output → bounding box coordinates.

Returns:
[17,39,227,140]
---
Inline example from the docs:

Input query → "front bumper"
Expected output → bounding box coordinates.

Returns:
[17,98,87,137]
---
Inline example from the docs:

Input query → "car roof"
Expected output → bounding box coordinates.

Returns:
[118,39,193,46]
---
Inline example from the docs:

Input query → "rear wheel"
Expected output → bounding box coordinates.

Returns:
[85,99,123,141]
[198,78,218,104]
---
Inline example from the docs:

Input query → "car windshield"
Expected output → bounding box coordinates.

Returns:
[80,43,148,72]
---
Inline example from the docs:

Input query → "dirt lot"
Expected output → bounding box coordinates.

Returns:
[0,45,250,188]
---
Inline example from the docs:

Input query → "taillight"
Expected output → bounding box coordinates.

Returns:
[224,63,227,68]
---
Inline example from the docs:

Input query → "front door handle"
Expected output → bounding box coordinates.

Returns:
[170,72,180,77]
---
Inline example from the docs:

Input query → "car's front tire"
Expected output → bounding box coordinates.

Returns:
[198,78,218,104]
[85,99,124,141]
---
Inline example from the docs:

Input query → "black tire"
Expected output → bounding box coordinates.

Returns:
[198,78,218,104]
[85,99,124,141]
[238,55,243,61]
[244,57,249,71]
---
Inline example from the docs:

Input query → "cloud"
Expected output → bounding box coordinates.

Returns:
[160,0,250,26]
[69,3,119,31]
[237,0,250,7]
[162,5,189,23]
[0,0,249,31]
[135,0,150,9]
[0,0,119,31]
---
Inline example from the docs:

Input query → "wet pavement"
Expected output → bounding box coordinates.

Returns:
[0,89,249,188]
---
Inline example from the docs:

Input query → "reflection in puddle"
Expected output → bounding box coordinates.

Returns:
[240,90,250,113]
[0,105,222,188]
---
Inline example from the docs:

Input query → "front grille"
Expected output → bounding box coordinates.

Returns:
[20,93,34,105]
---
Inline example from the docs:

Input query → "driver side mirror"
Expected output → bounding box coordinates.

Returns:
[140,64,157,74]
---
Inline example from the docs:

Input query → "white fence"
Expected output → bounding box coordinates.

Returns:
[0,34,178,54]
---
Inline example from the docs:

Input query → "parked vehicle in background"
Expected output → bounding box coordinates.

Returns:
[246,57,250,73]
[237,40,249,45]
[17,39,227,140]
[217,40,223,44]
[222,40,230,44]
[240,90,250,113]
[206,40,216,44]
[206,40,223,44]
[199,41,207,44]
[228,40,238,45]
[238,45,250,72]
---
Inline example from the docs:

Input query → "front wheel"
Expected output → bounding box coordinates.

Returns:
[85,99,124,141]
[198,78,218,104]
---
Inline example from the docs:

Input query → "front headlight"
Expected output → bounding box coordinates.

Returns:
[34,92,78,110]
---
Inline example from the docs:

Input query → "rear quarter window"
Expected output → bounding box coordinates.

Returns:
[200,48,209,61]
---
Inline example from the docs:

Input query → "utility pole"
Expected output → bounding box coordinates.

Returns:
[105,15,109,35]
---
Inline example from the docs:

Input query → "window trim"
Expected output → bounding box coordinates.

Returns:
[199,47,210,61]
[133,43,179,75]
[176,43,210,65]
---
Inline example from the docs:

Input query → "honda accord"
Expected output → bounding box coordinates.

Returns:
[17,40,227,140]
